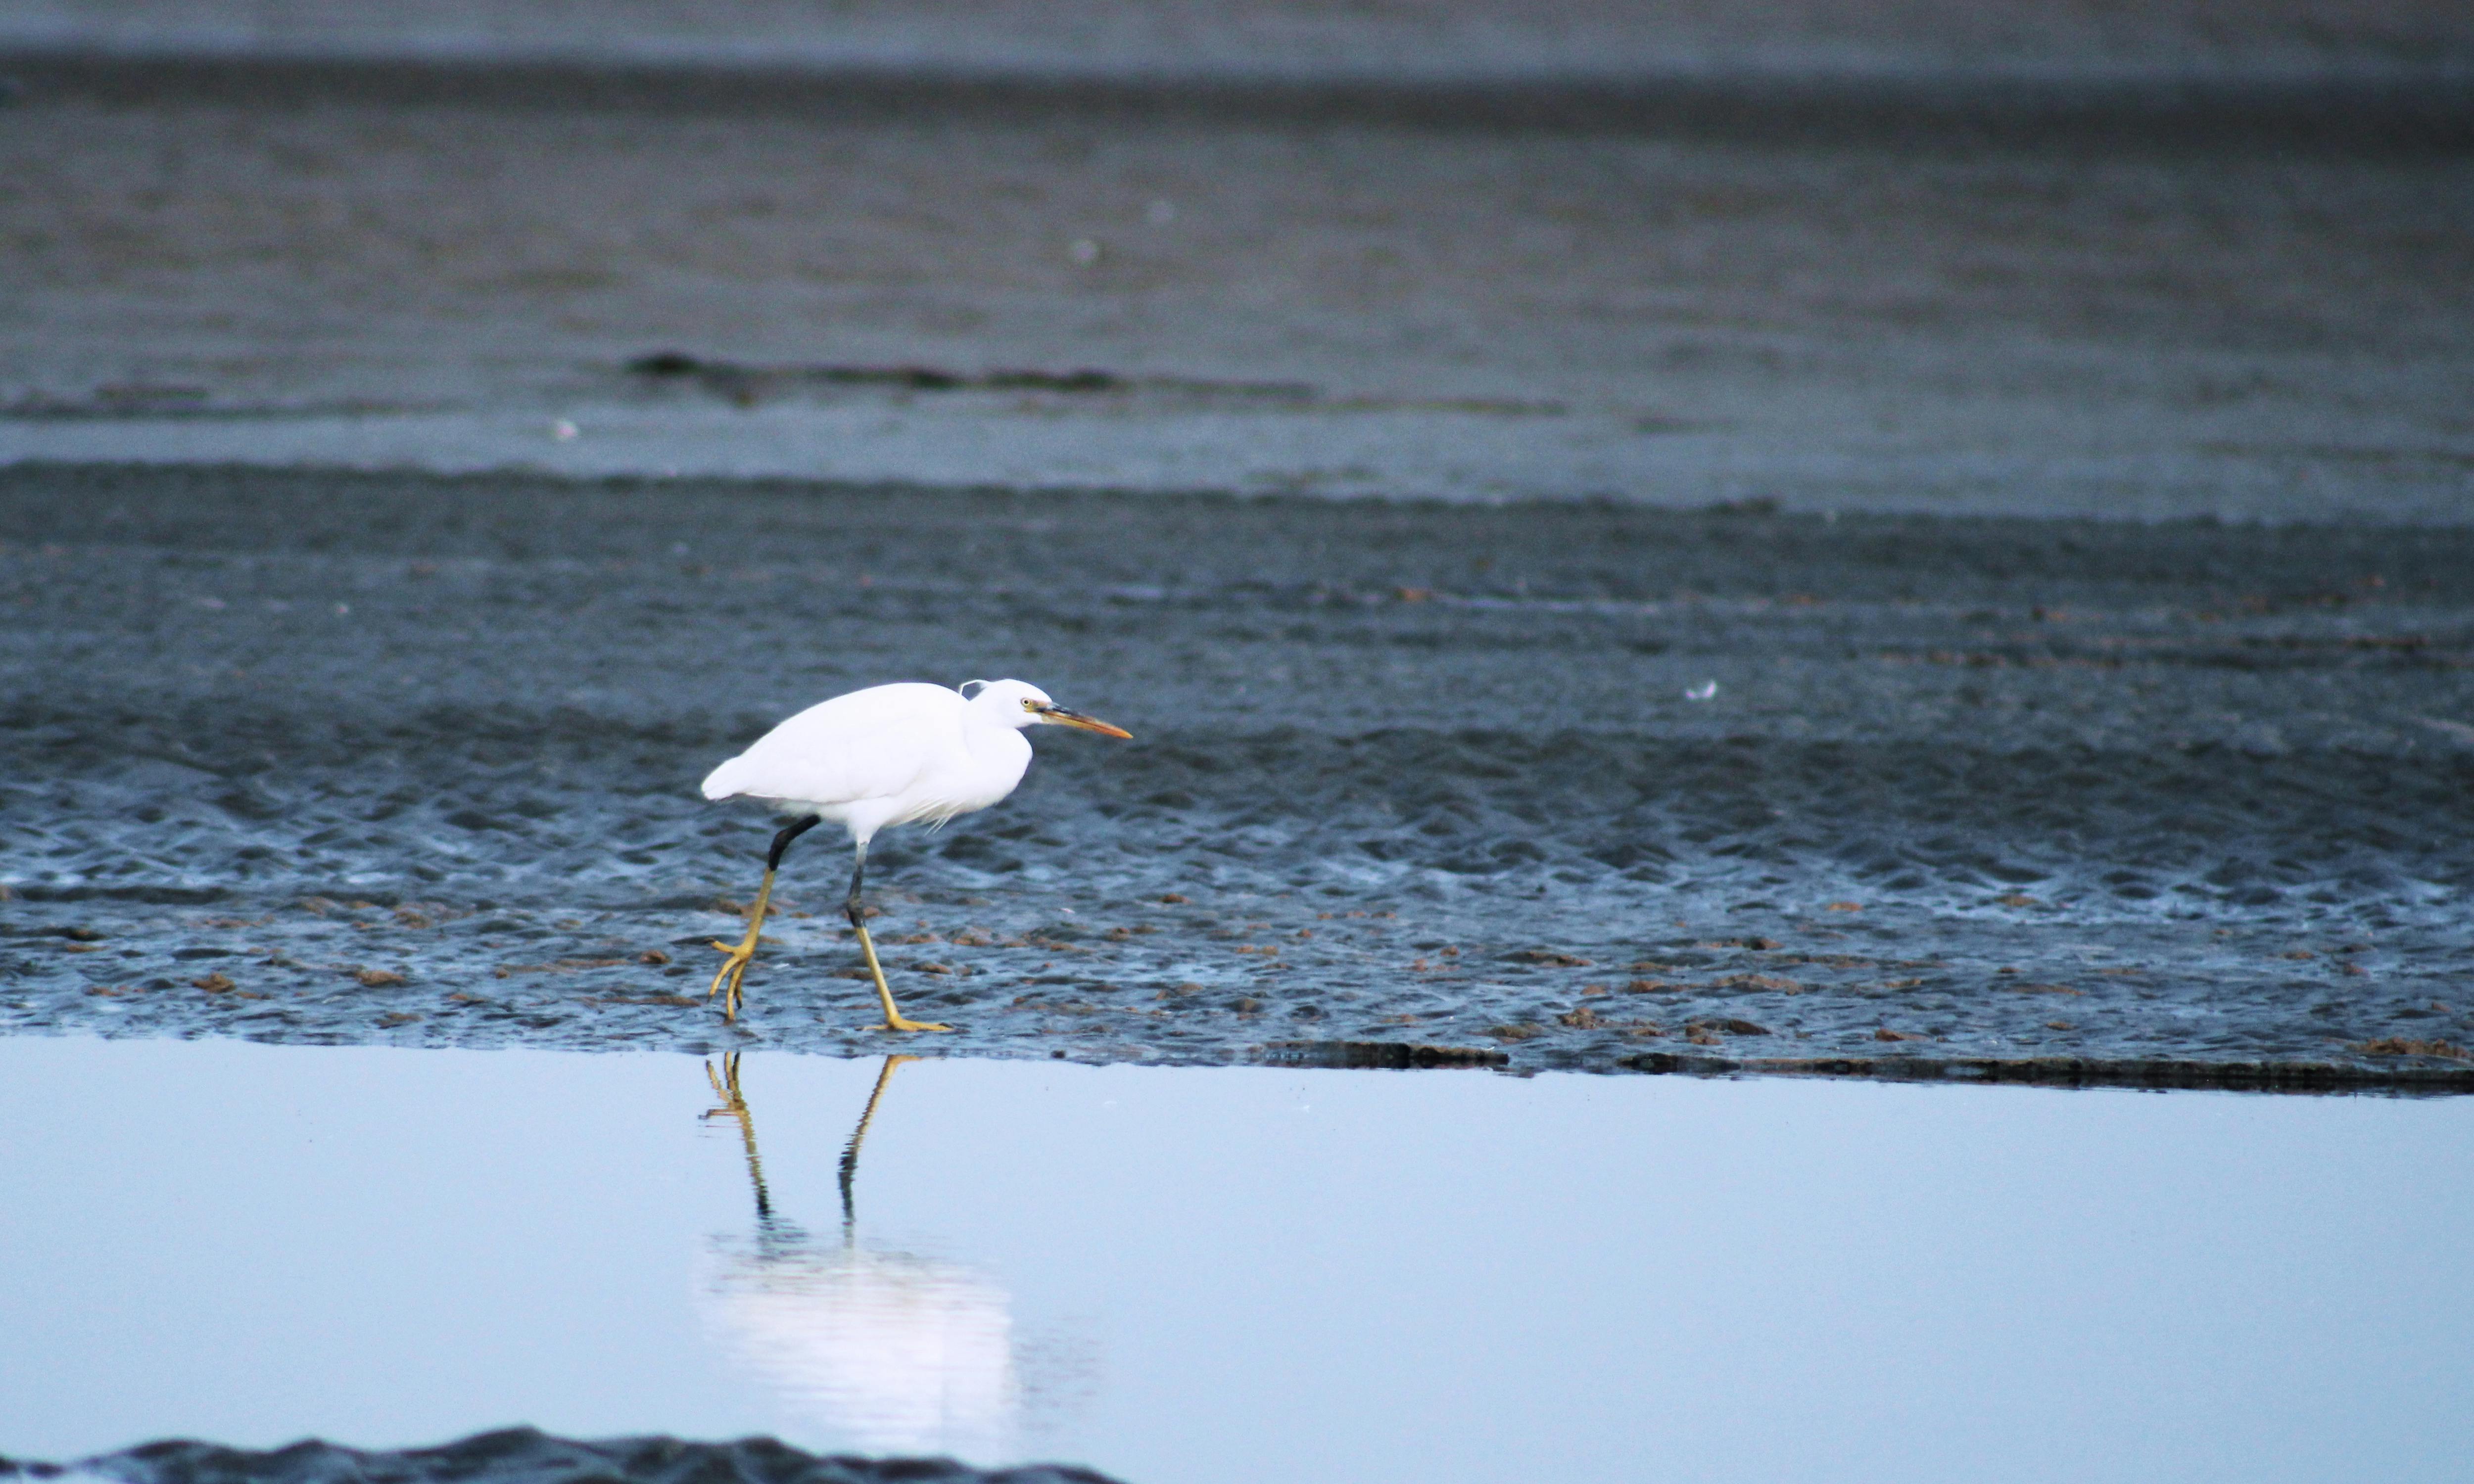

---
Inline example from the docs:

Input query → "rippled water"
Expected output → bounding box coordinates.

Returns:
[4,465,2473,1075]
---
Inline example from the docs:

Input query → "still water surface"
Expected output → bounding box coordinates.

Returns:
[2,1038,2469,1483]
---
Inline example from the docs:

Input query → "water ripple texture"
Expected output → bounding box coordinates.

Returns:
[3,465,2472,1081]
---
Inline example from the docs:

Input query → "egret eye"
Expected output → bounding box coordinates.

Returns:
[1022,698,1040,711]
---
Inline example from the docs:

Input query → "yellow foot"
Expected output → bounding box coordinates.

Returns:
[881,1014,953,1032]
[707,940,757,1020]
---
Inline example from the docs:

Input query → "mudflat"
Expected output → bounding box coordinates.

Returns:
[4,463,2470,1082]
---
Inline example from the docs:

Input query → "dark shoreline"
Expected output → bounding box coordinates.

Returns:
[7,47,2472,150]
[0,1428,1125,1484]
[1264,1038,2474,1092]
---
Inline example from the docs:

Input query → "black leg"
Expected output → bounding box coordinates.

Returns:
[769,813,822,873]
[844,841,948,1031]
[844,841,870,927]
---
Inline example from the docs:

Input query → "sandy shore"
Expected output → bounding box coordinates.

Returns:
[1,46,2469,515]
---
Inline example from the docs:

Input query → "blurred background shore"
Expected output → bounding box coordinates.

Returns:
[9,0,2471,81]
[3,0,2469,514]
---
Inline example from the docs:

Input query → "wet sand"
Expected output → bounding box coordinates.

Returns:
[4,463,2471,1083]
[2,46,2470,515]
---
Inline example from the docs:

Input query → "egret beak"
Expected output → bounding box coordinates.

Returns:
[1035,703,1133,740]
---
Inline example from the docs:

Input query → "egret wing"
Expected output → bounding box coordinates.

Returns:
[701,683,964,806]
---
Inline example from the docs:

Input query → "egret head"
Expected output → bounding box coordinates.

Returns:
[961,679,1133,740]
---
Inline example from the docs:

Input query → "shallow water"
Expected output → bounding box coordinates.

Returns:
[3,1036,2472,1482]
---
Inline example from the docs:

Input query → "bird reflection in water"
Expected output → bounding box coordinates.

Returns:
[699,1054,1018,1459]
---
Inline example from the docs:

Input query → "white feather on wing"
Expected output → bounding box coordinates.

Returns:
[703,683,966,807]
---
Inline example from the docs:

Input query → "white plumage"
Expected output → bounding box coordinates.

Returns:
[699,679,1131,1029]
[702,681,1036,845]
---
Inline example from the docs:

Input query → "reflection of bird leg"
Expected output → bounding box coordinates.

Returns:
[847,843,950,1032]
[839,1053,917,1235]
[708,814,821,1020]
[700,1052,778,1223]
[702,1051,744,1114]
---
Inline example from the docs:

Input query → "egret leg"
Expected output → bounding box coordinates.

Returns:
[847,843,950,1032]
[701,1053,781,1227]
[838,1053,916,1231]
[708,815,820,1021]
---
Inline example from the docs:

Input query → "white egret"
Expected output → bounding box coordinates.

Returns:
[700,679,1132,1029]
